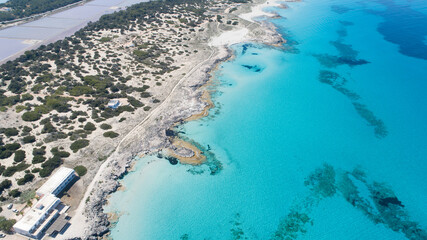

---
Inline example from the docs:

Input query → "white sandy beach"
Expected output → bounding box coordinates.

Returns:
[209,28,249,46]
[239,0,283,23]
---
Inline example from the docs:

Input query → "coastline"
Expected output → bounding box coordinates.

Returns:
[184,90,215,122]
[62,0,285,238]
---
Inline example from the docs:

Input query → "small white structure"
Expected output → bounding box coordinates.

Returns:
[36,167,76,197]
[0,7,12,12]
[13,194,61,239]
[107,99,120,109]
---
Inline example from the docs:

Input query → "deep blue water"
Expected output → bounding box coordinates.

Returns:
[106,0,427,239]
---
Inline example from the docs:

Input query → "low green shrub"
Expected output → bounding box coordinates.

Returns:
[0,180,12,194]
[22,111,41,122]
[2,163,30,177]
[14,150,25,162]
[103,131,119,138]
[74,165,87,177]
[1,128,19,137]
[8,189,21,197]
[100,123,112,130]
[22,135,36,144]
[17,173,35,185]
[70,139,89,153]
[83,122,96,131]
[0,218,16,233]
[32,155,46,164]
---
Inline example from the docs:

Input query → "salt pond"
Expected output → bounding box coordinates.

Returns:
[0,0,149,63]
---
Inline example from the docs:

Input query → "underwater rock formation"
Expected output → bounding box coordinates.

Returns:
[276,164,427,240]
[317,70,388,138]
[352,102,388,138]
[304,163,337,198]
[336,167,427,240]
[174,135,223,175]
[313,39,369,68]
[180,233,190,240]
[241,64,263,72]
[242,43,254,55]
[313,54,369,68]
[272,209,311,240]
[165,156,179,165]
[368,182,427,240]
[318,70,360,100]
[230,213,247,240]
[330,40,358,58]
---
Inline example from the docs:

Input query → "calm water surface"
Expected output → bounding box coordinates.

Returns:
[0,0,149,62]
[107,0,427,239]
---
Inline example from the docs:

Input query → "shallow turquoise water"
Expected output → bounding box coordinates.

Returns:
[106,0,427,239]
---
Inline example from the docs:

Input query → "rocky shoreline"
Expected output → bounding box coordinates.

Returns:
[64,0,285,238]
[77,46,233,238]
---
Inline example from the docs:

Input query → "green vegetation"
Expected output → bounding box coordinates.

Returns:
[14,150,25,162]
[0,0,82,22]
[51,147,70,158]
[32,155,46,164]
[140,92,151,98]
[23,135,36,144]
[42,121,56,133]
[39,156,62,177]
[103,131,119,138]
[19,190,35,204]
[8,189,21,197]
[99,37,112,42]
[15,105,27,113]
[70,139,89,152]
[0,143,21,159]
[2,162,30,177]
[0,217,16,233]
[83,122,96,131]
[74,165,87,176]
[17,173,35,185]
[22,111,41,122]
[0,0,218,198]
[32,147,46,164]
[128,96,144,108]
[0,179,12,194]
[100,123,112,130]
[32,147,46,156]
[70,86,94,96]
[0,128,19,137]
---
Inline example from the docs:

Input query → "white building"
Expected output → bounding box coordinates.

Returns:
[13,194,61,239]
[36,167,76,197]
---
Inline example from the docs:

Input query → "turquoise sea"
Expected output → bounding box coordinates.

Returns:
[106,0,427,239]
